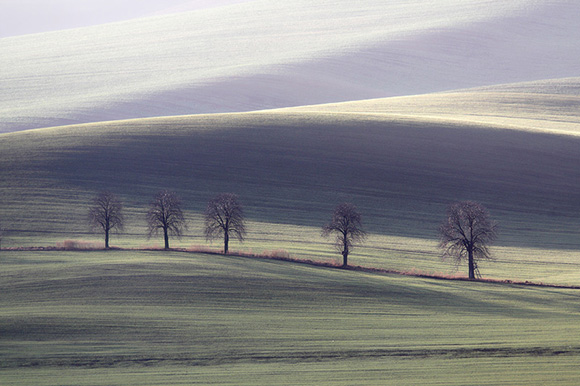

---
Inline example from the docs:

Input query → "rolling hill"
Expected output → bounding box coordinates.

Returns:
[1,78,580,283]
[1,0,580,132]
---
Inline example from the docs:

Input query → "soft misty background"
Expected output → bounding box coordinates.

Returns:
[1,0,579,132]
[0,0,246,37]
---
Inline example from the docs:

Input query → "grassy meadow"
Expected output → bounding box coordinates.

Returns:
[1,250,580,385]
[2,84,580,384]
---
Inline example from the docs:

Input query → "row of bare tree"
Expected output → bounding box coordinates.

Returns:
[89,190,245,253]
[322,201,497,279]
[323,201,497,279]
[89,190,497,279]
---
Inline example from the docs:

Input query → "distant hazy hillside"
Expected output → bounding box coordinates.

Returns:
[1,0,579,132]
[0,0,244,37]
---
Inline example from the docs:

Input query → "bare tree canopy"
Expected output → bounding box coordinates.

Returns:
[204,193,246,254]
[88,191,124,249]
[146,190,186,250]
[322,202,367,267]
[439,201,498,279]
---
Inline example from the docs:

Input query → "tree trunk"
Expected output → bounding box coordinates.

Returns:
[342,250,348,267]
[164,227,170,249]
[224,232,229,254]
[104,218,110,249]
[342,232,349,267]
[468,249,475,279]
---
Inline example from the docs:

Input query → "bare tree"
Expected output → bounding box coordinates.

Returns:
[322,202,367,267]
[88,191,124,249]
[204,193,246,254]
[147,190,186,250]
[439,201,498,279]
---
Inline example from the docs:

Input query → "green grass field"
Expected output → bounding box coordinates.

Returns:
[2,84,580,384]
[1,250,580,385]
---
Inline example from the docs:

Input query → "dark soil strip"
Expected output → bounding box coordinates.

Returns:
[3,346,580,369]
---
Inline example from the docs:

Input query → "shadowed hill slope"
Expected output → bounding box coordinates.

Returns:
[1,108,579,252]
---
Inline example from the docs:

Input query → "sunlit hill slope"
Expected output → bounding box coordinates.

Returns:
[1,0,579,132]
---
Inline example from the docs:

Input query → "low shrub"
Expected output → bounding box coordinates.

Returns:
[56,240,103,250]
